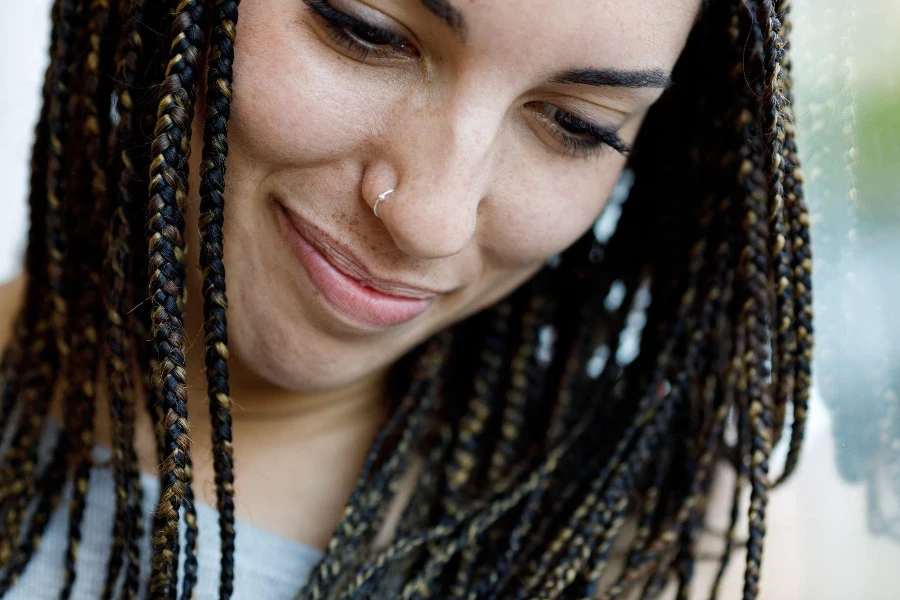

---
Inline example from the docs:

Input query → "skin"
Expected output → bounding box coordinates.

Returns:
[174,0,701,548]
[221,0,699,393]
[0,1,825,596]
[32,0,705,559]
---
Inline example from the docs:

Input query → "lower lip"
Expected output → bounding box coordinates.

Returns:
[279,205,434,329]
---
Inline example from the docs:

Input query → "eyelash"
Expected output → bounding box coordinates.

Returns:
[303,0,418,60]
[303,0,631,159]
[530,103,632,158]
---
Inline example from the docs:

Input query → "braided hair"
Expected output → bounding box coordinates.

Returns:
[0,0,813,598]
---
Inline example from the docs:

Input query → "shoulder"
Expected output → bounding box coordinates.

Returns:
[0,273,26,351]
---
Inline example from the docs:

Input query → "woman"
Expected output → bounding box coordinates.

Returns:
[0,0,812,598]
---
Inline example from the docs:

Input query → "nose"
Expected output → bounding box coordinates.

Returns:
[363,93,501,260]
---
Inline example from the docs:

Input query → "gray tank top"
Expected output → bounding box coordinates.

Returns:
[6,419,325,599]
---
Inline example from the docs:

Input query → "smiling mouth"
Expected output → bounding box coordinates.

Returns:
[277,202,438,329]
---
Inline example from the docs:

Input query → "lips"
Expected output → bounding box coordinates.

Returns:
[278,203,437,329]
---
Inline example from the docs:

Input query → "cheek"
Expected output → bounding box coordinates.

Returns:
[481,149,628,265]
[227,5,386,167]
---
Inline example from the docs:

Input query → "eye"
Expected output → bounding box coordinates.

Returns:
[304,0,419,61]
[526,102,631,159]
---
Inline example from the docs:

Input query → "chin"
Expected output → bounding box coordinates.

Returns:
[226,295,368,392]
[222,268,429,393]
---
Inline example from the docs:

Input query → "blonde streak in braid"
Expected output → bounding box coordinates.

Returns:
[0,0,61,426]
[446,304,514,599]
[0,0,65,570]
[520,375,633,595]
[703,6,766,597]
[123,110,161,597]
[195,1,243,596]
[0,322,26,427]
[544,309,591,447]
[356,267,593,598]
[395,418,453,541]
[739,3,782,599]
[343,411,593,600]
[146,0,206,595]
[362,361,458,599]
[0,0,80,564]
[597,398,734,600]
[627,261,724,581]
[525,376,667,596]
[486,298,540,485]
[761,1,797,445]
[534,223,715,599]
[490,313,614,598]
[443,303,512,514]
[738,194,773,600]
[355,288,578,599]
[179,455,199,600]
[673,207,738,599]
[471,298,558,599]
[699,166,748,600]
[124,8,168,585]
[588,229,735,600]
[61,0,115,595]
[335,358,597,598]
[709,319,750,599]
[403,309,519,600]
[101,1,147,596]
[0,430,70,594]
[772,0,812,486]
[427,309,511,599]
[388,354,460,547]
[341,369,453,600]
[510,273,637,568]
[624,439,671,572]
[736,132,774,600]
[663,48,752,600]
[301,333,452,599]
[525,208,714,597]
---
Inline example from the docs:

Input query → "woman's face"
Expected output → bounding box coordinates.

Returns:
[212,0,701,392]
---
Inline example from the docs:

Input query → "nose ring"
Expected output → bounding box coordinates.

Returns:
[374,189,394,219]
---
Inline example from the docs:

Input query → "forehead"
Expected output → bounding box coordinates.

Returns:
[448,0,702,74]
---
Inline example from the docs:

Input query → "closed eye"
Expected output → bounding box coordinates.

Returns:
[303,0,419,61]
[526,102,631,159]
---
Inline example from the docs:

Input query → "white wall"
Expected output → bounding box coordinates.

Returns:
[0,0,53,283]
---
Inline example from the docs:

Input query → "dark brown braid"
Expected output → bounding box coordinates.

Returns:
[0,0,819,598]
[0,0,67,585]
[146,0,206,595]
[61,1,116,596]
[0,0,81,572]
[773,0,813,486]
[741,2,788,598]
[197,1,241,597]
[102,0,147,595]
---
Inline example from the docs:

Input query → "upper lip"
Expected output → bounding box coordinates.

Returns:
[281,203,447,300]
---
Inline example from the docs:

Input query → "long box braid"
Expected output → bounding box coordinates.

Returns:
[0,0,815,598]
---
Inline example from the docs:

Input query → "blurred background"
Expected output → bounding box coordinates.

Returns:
[1,0,899,597]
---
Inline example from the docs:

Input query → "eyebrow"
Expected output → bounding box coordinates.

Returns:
[411,5,669,91]
[552,68,673,90]
[418,0,467,37]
